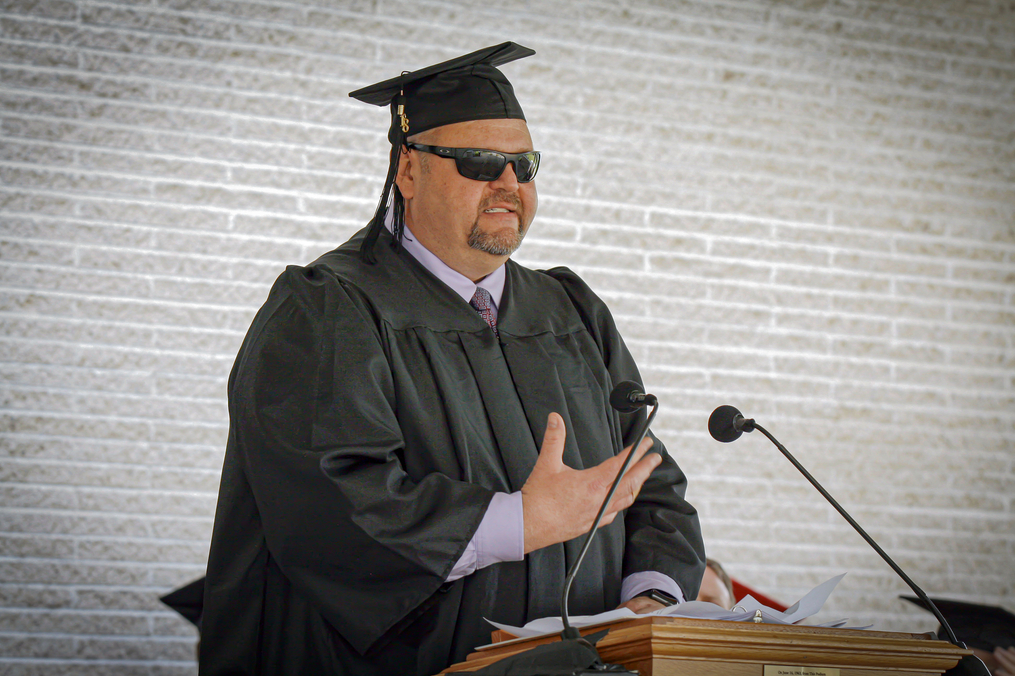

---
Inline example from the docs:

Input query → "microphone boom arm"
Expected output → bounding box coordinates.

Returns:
[751,421,961,648]
[560,402,659,640]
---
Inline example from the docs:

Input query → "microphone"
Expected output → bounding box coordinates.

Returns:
[708,406,989,676]
[609,381,658,413]
[707,404,754,442]
[554,383,658,666]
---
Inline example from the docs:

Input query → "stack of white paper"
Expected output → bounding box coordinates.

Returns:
[485,573,871,641]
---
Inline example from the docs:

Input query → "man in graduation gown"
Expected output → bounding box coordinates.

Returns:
[199,42,705,675]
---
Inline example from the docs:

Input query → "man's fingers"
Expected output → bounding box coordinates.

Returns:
[600,436,653,473]
[627,435,654,458]
[608,453,662,512]
[619,596,667,615]
[996,647,1015,672]
[588,439,659,511]
[588,452,662,532]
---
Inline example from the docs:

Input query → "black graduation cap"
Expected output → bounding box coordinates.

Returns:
[348,42,535,262]
[902,595,1015,651]
[160,576,206,630]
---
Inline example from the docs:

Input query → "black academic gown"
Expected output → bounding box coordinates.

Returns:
[199,228,704,675]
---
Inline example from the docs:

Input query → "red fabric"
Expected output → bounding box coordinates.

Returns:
[731,578,788,612]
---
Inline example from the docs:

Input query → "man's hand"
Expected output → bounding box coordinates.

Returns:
[521,412,661,554]
[618,596,667,614]
[995,646,1015,676]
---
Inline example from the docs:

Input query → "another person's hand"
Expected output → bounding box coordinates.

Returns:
[618,595,666,614]
[521,412,659,553]
[995,646,1015,676]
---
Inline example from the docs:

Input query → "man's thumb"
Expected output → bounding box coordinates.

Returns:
[536,412,566,467]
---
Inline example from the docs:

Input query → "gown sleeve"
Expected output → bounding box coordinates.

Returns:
[226,263,493,654]
[542,267,707,600]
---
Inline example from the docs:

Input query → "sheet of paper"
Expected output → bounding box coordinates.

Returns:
[486,608,637,639]
[734,573,846,624]
[483,574,869,642]
[653,600,755,622]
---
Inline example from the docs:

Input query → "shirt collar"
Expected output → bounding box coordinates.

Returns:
[386,210,506,311]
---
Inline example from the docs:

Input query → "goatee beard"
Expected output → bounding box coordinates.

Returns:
[468,223,525,256]
[468,192,525,256]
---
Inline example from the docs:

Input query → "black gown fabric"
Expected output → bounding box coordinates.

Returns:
[199,228,705,675]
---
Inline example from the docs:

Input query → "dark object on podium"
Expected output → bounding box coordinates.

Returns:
[159,576,206,629]
[902,596,1015,652]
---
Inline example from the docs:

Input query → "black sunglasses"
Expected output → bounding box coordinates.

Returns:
[405,143,540,183]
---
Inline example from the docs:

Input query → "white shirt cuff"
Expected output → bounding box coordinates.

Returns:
[620,571,685,604]
[445,491,524,582]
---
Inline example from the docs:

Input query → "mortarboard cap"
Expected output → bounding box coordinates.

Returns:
[348,42,535,262]
[160,576,205,630]
[350,41,533,142]
[902,595,1015,652]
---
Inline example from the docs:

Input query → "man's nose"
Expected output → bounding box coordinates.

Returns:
[490,161,521,190]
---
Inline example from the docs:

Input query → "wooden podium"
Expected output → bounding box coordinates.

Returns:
[442,616,970,675]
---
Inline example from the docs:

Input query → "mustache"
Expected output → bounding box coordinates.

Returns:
[480,191,522,212]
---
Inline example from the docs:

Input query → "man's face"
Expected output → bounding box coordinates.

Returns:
[395,118,538,282]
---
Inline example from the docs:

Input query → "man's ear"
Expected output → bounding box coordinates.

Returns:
[394,145,415,200]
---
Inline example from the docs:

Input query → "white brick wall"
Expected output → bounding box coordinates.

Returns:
[1,0,1012,672]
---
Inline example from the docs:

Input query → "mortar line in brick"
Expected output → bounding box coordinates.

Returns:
[540,56,1015,111]
[0,312,246,338]
[1,160,369,202]
[0,530,213,547]
[0,207,357,243]
[0,259,271,291]
[0,657,198,667]
[0,235,329,266]
[0,625,201,641]
[0,436,225,462]
[546,272,1012,312]
[584,0,1015,47]
[0,117,377,167]
[0,505,212,521]
[0,105,379,158]
[0,503,218,522]
[0,345,237,372]
[0,184,372,222]
[564,200,1015,246]
[0,7,391,71]
[0,399,229,421]
[0,364,225,386]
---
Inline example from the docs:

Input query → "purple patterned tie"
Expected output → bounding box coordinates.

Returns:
[469,287,498,336]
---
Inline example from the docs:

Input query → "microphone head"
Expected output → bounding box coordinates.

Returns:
[709,405,744,443]
[609,381,644,413]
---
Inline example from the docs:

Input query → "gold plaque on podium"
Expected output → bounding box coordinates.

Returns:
[764,666,840,676]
